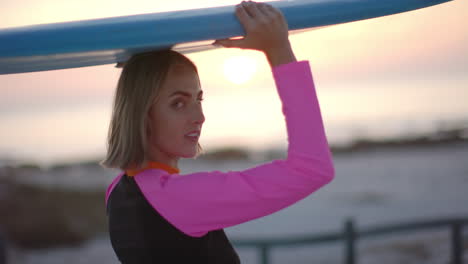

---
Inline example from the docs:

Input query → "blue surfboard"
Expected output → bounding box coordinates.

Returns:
[0,0,452,75]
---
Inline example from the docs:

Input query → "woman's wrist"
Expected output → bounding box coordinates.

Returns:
[264,43,297,67]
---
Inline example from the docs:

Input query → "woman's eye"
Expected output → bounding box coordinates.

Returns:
[172,98,203,109]
[173,101,184,108]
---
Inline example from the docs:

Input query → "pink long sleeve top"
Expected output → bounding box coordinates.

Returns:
[105,60,335,238]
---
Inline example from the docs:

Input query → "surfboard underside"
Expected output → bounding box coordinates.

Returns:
[0,0,452,74]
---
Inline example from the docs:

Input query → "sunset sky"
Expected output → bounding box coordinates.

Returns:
[0,0,466,166]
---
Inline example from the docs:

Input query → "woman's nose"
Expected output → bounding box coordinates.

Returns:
[198,111,205,125]
[193,105,205,125]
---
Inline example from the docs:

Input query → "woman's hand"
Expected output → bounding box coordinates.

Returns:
[212,0,297,67]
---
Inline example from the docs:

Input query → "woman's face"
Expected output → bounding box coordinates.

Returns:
[147,63,205,162]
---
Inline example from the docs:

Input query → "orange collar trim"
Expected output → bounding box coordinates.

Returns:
[125,161,180,176]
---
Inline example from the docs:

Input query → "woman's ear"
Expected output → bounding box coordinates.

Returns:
[147,102,156,119]
[146,116,152,138]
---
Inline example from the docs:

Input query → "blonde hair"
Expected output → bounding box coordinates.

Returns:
[100,49,203,171]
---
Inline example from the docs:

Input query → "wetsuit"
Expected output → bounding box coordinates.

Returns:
[105,60,335,263]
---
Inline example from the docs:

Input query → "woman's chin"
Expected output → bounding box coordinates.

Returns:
[179,150,198,159]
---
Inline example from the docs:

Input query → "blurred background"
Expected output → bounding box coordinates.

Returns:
[0,0,467,263]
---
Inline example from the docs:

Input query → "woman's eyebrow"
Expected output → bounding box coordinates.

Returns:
[169,90,203,98]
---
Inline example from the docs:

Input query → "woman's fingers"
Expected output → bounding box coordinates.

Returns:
[235,2,254,29]
[242,1,263,19]
[257,3,274,20]
[212,4,251,48]
[264,3,287,25]
[212,0,290,53]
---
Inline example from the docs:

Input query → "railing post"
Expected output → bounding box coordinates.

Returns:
[344,218,356,264]
[451,221,463,264]
[260,244,270,264]
[0,229,6,264]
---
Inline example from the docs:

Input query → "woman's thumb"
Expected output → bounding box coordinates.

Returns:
[212,38,245,48]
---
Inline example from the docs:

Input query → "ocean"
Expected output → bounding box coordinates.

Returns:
[1,75,467,167]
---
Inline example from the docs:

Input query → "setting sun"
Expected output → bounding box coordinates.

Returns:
[223,55,258,85]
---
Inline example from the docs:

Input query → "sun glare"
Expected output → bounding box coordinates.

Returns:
[223,55,257,85]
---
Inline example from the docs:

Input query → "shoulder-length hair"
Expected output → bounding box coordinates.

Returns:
[100,49,203,171]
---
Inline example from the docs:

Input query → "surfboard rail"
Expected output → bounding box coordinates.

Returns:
[0,0,453,74]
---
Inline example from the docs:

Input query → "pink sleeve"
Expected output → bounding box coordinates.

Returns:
[134,60,335,237]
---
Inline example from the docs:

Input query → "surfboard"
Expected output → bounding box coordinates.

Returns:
[0,0,452,75]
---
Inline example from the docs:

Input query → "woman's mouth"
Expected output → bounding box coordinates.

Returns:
[185,131,200,142]
[185,135,199,142]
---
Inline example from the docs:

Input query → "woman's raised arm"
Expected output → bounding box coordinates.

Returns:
[105,58,335,237]
[105,1,335,238]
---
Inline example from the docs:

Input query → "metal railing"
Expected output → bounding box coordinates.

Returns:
[0,230,5,264]
[231,216,468,264]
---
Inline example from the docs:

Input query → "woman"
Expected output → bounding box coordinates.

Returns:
[102,1,335,263]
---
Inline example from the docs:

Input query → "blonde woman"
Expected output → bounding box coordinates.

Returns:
[102,1,335,263]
